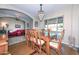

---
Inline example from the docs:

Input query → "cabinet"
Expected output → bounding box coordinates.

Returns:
[0,35,8,54]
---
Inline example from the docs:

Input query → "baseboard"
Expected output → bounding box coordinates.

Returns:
[62,42,78,51]
[62,42,69,45]
[8,36,26,46]
[9,40,26,46]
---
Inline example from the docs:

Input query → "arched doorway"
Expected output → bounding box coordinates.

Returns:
[0,8,33,54]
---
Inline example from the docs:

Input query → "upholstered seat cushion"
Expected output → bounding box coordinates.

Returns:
[50,41,58,48]
[33,38,37,43]
[31,38,45,45]
[30,38,36,43]
[37,39,45,45]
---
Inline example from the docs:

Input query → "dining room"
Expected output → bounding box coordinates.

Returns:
[0,4,79,55]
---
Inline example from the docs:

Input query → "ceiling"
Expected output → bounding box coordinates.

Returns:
[0,4,69,20]
[9,4,69,19]
[0,8,33,22]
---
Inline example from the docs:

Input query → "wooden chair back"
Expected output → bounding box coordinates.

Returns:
[49,30,64,54]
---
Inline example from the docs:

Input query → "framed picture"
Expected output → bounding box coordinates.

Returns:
[15,24,21,28]
[35,21,38,27]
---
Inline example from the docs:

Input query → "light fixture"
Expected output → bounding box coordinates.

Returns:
[1,22,9,31]
[38,4,45,22]
[1,22,7,27]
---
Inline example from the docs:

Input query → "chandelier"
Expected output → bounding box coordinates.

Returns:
[38,4,45,22]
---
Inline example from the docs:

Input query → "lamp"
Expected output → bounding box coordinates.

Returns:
[38,4,45,22]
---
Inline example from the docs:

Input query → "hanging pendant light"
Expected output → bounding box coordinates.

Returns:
[38,4,45,22]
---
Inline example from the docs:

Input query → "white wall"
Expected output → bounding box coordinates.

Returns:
[0,17,24,31]
[72,5,79,48]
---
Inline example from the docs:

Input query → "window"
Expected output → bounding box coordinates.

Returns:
[35,21,38,27]
[44,16,64,39]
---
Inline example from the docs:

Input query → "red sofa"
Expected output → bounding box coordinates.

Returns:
[8,30,25,38]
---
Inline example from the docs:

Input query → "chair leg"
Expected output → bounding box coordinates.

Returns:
[32,42,35,50]
[29,41,32,47]
[56,49,61,55]
[30,41,33,49]
[49,48,51,55]
[26,40,29,47]
[39,46,42,54]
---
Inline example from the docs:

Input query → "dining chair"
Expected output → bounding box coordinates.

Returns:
[25,29,32,47]
[30,29,45,54]
[49,30,64,54]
